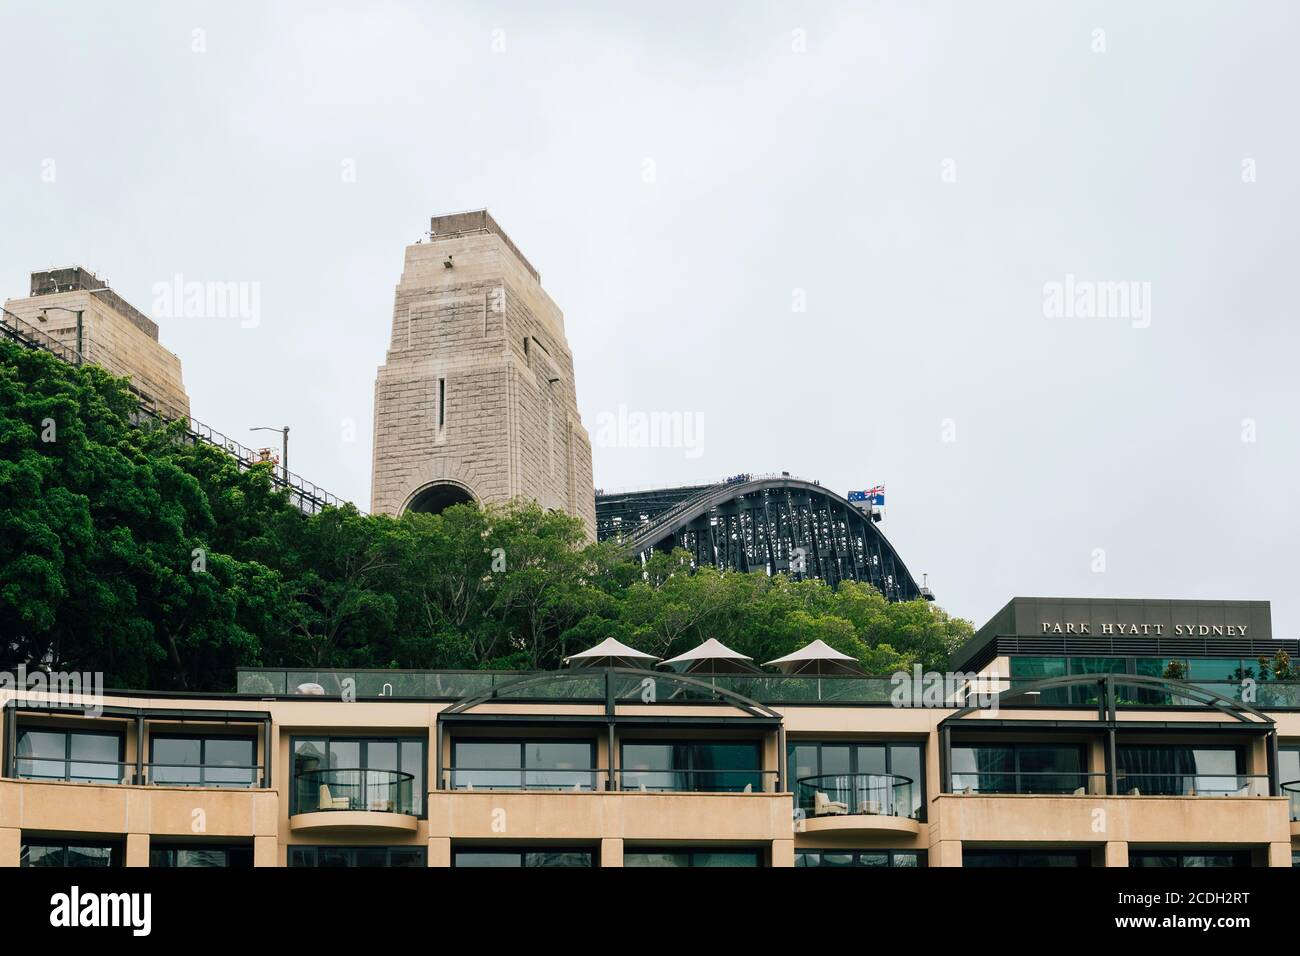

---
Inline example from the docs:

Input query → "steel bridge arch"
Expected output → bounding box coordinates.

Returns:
[612,476,928,602]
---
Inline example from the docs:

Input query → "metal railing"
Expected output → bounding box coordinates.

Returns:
[144,763,264,788]
[14,757,134,785]
[949,770,1109,796]
[1114,772,1270,798]
[294,768,417,814]
[1,306,354,515]
[446,767,606,791]
[1282,781,1300,821]
[958,677,1300,710]
[616,768,778,794]
[796,772,917,818]
[443,767,780,794]
[237,667,1300,708]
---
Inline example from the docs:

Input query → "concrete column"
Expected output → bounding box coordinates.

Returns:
[253,836,278,867]
[0,827,19,867]
[1268,842,1294,867]
[428,836,451,867]
[931,839,963,867]
[771,839,794,868]
[125,832,150,868]
[600,838,623,867]
[1104,841,1129,868]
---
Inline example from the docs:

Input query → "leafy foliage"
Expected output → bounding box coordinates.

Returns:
[0,338,973,690]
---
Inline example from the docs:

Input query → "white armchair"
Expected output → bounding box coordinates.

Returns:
[814,791,849,816]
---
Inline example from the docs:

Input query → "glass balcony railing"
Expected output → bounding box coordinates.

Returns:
[1282,781,1300,821]
[294,769,417,815]
[446,767,605,791]
[1114,772,1270,798]
[15,757,133,785]
[796,772,917,818]
[237,667,1300,708]
[144,762,263,788]
[949,770,1108,796]
[616,768,777,794]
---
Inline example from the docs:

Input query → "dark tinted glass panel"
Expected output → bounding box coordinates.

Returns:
[965,850,1084,868]
[204,739,256,787]
[952,745,1013,793]
[17,730,122,783]
[150,845,253,868]
[889,744,923,817]
[526,742,595,789]
[22,842,117,868]
[454,741,522,789]
[290,846,426,867]
[152,738,202,785]
[625,852,689,867]
[525,851,593,867]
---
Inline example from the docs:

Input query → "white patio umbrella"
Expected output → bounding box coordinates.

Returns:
[563,637,660,669]
[763,639,866,676]
[764,639,866,699]
[659,638,761,675]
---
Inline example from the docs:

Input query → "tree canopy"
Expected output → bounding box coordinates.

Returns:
[0,337,973,691]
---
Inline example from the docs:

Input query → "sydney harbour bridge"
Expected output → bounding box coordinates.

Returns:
[596,474,932,603]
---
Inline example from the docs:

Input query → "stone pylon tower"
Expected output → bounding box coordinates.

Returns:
[370,210,596,537]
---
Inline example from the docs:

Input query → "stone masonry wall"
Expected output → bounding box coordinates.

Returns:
[370,215,596,537]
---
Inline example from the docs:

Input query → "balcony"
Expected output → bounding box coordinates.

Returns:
[617,769,777,794]
[444,768,780,794]
[1283,781,1300,834]
[1113,772,1270,798]
[795,772,921,835]
[289,769,419,833]
[950,770,1108,796]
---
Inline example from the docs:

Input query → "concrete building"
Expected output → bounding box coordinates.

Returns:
[370,211,596,536]
[3,267,190,420]
[1,597,1297,868]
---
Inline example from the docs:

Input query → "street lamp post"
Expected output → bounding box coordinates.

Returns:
[36,287,113,365]
[250,425,289,481]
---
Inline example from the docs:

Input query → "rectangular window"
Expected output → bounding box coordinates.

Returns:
[620,741,762,793]
[1131,851,1250,868]
[795,849,924,868]
[15,727,124,784]
[150,844,253,868]
[1281,747,1300,822]
[951,743,1088,795]
[624,848,762,868]
[438,377,446,428]
[1116,745,1246,796]
[21,839,120,868]
[964,850,1089,868]
[288,846,426,868]
[453,848,594,868]
[149,735,258,787]
[292,737,425,815]
[450,740,597,790]
[788,740,925,819]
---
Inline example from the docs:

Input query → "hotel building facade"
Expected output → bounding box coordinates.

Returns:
[2,598,1297,869]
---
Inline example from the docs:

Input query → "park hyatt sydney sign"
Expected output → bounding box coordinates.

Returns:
[1040,621,1251,637]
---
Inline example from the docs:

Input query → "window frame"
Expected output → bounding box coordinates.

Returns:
[290,734,428,817]
[14,725,125,784]
[148,732,260,788]
[787,739,927,820]
[449,738,598,791]
[618,739,764,794]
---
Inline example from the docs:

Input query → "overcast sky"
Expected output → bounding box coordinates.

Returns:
[2,1,1297,639]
